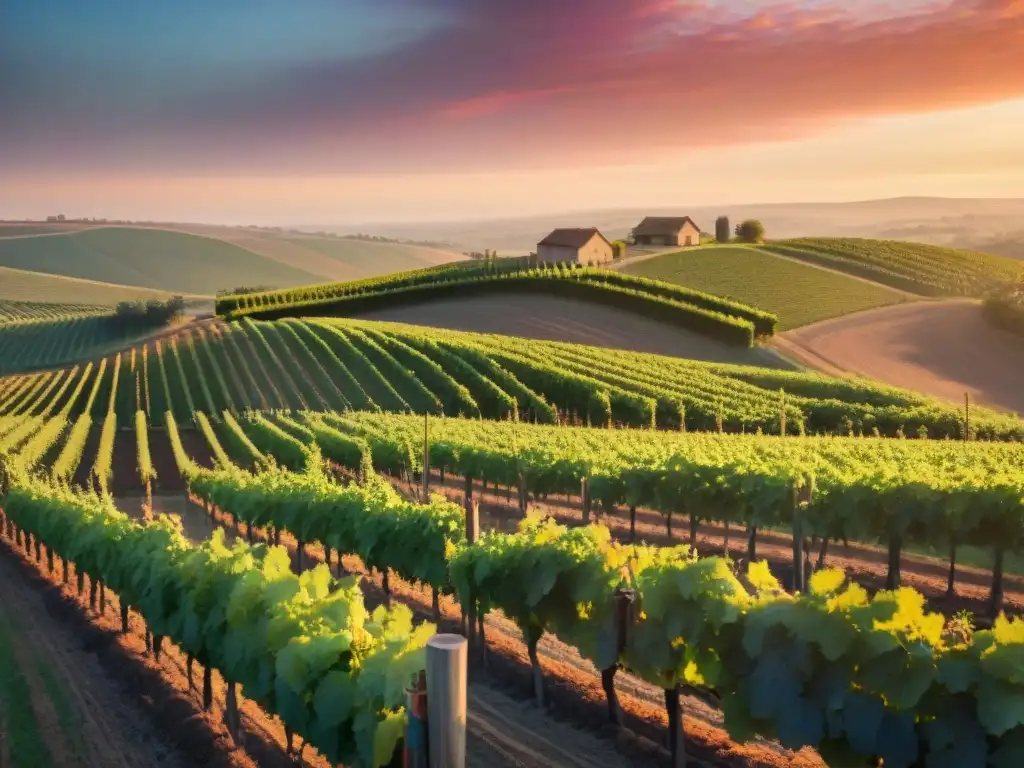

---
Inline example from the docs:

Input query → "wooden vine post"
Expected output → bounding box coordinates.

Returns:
[990,544,1006,618]
[422,412,430,500]
[426,634,468,768]
[665,681,687,768]
[464,497,479,653]
[581,477,591,524]
[779,388,787,436]
[601,588,635,726]
[964,391,971,441]
[791,478,812,593]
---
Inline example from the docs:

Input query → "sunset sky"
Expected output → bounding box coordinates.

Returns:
[2,0,1024,223]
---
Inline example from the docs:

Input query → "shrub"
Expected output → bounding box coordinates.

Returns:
[735,219,766,243]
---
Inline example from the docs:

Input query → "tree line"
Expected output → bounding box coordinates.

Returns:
[111,296,186,329]
[714,216,765,244]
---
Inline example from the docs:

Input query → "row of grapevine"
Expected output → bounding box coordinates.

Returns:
[178,454,1024,768]
[135,410,156,490]
[235,319,302,409]
[1,478,432,768]
[342,327,439,414]
[762,238,1022,297]
[3,316,1021,440]
[0,312,161,375]
[273,321,349,410]
[328,411,1024,593]
[0,299,107,325]
[215,261,778,345]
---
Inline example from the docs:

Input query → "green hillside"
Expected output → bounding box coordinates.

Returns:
[0,299,106,325]
[0,265,201,304]
[761,237,1023,296]
[0,227,322,295]
[280,235,461,276]
[622,246,906,330]
[2,316,1018,440]
[216,260,779,346]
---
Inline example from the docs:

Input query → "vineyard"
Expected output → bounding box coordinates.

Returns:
[2,316,1020,440]
[761,238,1023,297]
[0,298,109,324]
[2,272,1024,766]
[0,307,188,375]
[621,246,908,331]
[2,395,1024,767]
[215,261,779,346]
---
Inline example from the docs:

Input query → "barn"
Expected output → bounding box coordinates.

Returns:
[631,216,701,247]
[536,228,614,265]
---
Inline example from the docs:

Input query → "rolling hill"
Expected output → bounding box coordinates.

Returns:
[0,264,204,304]
[621,245,908,331]
[0,223,466,295]
[1,315,1018,439]
[0,227,323,295]
[761,237,1022,297]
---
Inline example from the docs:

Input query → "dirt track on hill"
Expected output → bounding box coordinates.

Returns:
[779,300,1024,414]
[354,294,788,366]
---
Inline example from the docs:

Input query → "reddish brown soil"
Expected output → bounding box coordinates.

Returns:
[179,427,217,470]
[355,294,786,366]
[111,426,143,496]
[780,300,1024,414]
[0,533,254,768]
[148,429,185,493]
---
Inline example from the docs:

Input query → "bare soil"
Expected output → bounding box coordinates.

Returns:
[779,300,1024,414]
[354,294,787,366]
[111,425,143,496]
[0,537,209,768]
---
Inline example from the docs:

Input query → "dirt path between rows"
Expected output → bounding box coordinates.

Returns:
[0,540,188,768]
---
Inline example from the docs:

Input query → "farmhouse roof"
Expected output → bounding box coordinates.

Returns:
[537,228,608,249]
[632,216,699,236]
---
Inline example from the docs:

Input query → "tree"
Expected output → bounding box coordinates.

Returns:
[735,219,765,243]
[611,240,628,260]
[715,216,731,243]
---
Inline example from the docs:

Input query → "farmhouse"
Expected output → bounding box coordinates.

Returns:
[536,228,614,265]
[632,216,701,247]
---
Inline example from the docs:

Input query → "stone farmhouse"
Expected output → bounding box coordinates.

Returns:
[631,216,701,247]
[535,228,614,265]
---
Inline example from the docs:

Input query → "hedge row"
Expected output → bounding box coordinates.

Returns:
[223,274,761,347]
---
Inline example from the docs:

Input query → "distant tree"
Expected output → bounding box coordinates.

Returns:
[735,219,766,243]
[611,240,628,260]
[715,216,731,243]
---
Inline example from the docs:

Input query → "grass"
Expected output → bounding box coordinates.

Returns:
[761,237,1023,297]
[0,610,53,768]
[0,227,322,295]
[280,235,458,278]
[0,265,201,305]
[0,225,80,237]
[622,245,907,330]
